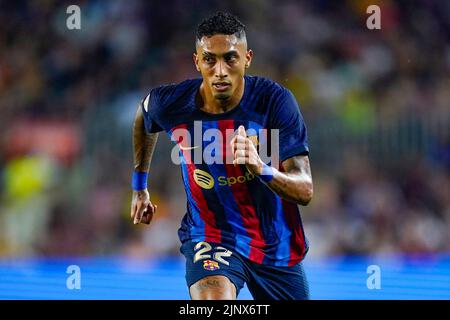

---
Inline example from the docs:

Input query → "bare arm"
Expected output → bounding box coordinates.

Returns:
[133,104,159,172]
[231,125,313,206]
[264,155,313,205]
[131,103,159,224]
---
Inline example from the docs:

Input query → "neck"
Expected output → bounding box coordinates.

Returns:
[198,77,245,114]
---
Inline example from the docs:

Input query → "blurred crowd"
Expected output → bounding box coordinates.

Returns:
[0,0,449,259]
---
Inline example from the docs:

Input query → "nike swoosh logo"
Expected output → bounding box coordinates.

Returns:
[179,145,200,151]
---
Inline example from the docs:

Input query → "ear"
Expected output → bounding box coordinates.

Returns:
[245,49,253,69]
[193,53,200,72]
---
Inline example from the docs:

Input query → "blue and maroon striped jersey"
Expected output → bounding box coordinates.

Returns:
[141,75,310,266]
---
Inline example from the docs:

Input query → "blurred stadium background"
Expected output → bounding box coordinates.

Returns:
[0,0,449,299]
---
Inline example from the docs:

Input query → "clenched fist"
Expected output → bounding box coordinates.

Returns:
[130,189,157,225]
[230,125,264,175]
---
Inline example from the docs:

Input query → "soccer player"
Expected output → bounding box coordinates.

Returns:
[130,12,313,300]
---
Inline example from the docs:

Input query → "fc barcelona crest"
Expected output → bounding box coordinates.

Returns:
[203,259,220,271]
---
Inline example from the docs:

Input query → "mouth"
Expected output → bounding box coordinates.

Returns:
[212,82,231,92]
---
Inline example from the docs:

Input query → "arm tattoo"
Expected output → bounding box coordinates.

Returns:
[133,105,158,172]
[265,155,313,205]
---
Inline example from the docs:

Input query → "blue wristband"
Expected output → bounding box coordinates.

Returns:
[258,163,274,183]
[132,171,148,190]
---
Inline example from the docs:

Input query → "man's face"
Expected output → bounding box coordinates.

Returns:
[194,34,252,102]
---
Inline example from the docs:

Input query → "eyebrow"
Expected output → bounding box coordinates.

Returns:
[202,50,239,58]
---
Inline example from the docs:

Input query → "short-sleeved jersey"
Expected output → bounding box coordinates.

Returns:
[141,75,310,266]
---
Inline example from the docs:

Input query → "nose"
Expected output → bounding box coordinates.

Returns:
[214,60,228,79]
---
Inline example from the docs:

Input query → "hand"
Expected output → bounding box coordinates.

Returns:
[230,125,263,175]
[130,189,157,225]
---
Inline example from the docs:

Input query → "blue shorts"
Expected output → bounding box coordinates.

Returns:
[180,240,309,300]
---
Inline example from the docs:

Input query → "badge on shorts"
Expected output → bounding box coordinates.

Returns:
[203,259,220,271]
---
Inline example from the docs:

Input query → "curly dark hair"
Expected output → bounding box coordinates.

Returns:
[195,12,246,43]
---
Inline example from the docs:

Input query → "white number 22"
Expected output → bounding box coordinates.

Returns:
[193,242,233,266]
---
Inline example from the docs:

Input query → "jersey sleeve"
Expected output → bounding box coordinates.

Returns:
[141,89,164,133]
[269,88,309,162]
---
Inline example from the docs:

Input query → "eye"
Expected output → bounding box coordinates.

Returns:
[204,56,214,63]
[226,55,237,63]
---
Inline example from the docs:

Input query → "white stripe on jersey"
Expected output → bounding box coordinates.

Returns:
[143,94,150,112]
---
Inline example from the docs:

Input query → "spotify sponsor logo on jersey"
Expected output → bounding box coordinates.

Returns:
[193,169,255,189]
[218,170,255,186]
[193,169,215,189]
